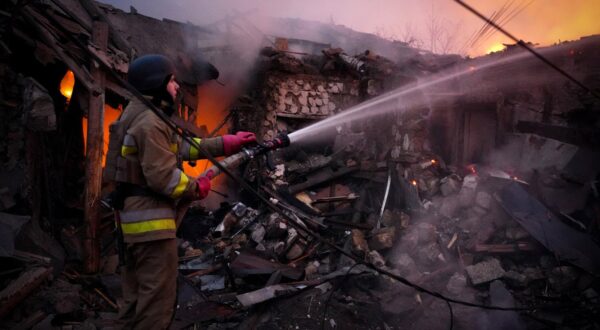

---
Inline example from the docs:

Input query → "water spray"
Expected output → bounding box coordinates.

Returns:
[288,49,536,145]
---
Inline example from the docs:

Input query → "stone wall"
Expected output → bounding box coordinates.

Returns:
[262,74,360,140]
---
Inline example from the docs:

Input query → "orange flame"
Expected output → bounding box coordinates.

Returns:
[81,81,232,183]
[60,70,75,102]
[183,82,233,179]
[467,164,477,175]
[82,104,121,166]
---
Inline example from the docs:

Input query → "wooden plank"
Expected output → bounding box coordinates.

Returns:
[79,0,133,56]
[21,6,99,94]
[474,242,538,253]
[12,250,52,265]
[83,20,108,274]
[276,112,327,120]
[0,267,52,318]
[14,310,47,330]
[497,182,600,275]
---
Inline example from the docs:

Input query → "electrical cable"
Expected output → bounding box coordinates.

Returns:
[320,262,364,330]
[446,300,454,330]
[29,1,593,317]
[454,0,600,101]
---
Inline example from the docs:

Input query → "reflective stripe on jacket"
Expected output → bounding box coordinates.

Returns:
[115,99,225,243]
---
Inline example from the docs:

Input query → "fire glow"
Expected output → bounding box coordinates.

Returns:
[81,81,232,172]
[467,164,477,175]
[486,43,505,54]
[82,105,121,165]
[182,82,233,179]
[60,70,75,102]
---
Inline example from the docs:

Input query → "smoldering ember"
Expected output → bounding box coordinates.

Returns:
[0,0,599,329]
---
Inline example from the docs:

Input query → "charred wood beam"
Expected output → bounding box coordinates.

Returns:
[14,310,47,330]
[46,0,93,33]
[323,218,373,230]
[21,6,99,93]
[51,0,132,56]
[289,166,358,194]
[0,267,53,318]
[276,112,328,120]
[83,20,108,274]
[11,27,36,48]
[312,194,359,204]
[516,120,600,147]
[474,242,538,253]
[73,0,133,56]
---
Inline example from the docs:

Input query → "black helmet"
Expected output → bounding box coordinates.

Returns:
[127,54,176,94]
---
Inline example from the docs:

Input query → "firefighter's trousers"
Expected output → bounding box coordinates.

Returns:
[118,238,177,329]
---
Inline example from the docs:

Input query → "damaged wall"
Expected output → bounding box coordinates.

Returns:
[431,35,600,169]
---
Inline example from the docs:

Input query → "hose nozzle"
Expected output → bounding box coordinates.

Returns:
[242,132,291,158]
[266,132,290,150]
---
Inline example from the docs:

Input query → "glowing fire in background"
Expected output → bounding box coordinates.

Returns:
[466,164,477,175]
[82,105,121,165]
[81,81,233,177]
[60,70,75,102]
[182,81,234,178]
[461,0,600,56]
[486,43,505,54]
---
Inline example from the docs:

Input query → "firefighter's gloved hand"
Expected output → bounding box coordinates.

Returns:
[196,170,214,199]
[222,131,257,155]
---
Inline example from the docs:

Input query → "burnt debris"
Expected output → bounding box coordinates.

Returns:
[0,1,599,329]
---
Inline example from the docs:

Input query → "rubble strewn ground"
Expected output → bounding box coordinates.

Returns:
[1,0,600,329]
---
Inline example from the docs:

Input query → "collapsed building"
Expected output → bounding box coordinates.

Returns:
[0,0,599,329]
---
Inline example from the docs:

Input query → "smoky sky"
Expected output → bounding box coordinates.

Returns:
[98,0,600,56]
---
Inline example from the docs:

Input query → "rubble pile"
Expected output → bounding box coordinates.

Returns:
[0,0,600,328]
[167,49,600,328]
[162,128,600,329]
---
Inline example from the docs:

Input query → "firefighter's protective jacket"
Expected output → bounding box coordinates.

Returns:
[108,99,224,243]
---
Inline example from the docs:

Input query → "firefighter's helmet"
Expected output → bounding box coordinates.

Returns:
[127,54,176,94]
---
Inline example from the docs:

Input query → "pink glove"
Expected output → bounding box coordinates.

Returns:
[196,170,214,199]
[222,131,257,155]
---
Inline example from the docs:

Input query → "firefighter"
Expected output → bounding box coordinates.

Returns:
[104,54,256,329]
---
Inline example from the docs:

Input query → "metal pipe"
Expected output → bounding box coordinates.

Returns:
[376,167,392,229]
